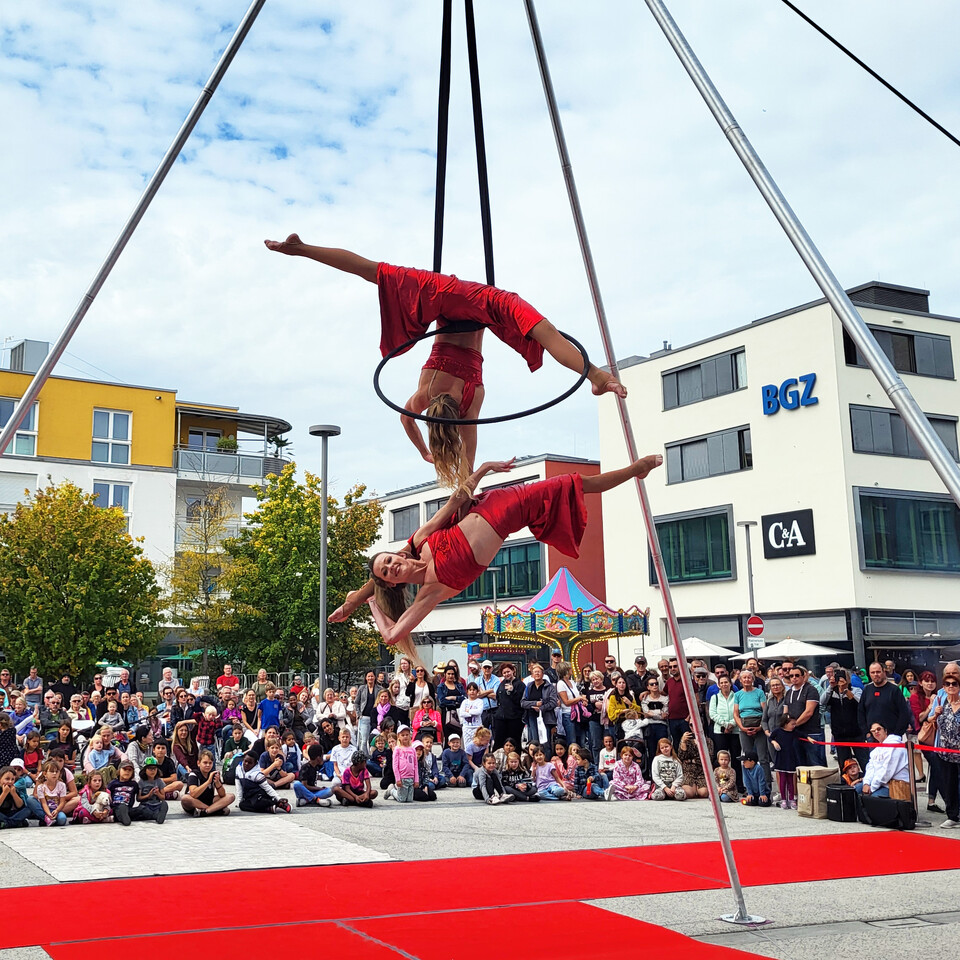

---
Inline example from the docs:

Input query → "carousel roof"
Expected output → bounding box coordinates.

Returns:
[517,567,607,614]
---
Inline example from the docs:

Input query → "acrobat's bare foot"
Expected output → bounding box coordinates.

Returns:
[589,367,627,399]
[264,233,303,255]
[632,454,663,480]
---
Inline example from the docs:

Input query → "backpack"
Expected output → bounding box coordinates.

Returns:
[856,792,916,830]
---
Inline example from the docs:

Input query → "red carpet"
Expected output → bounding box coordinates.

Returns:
[43,905,766,959]
[5,832,956,952]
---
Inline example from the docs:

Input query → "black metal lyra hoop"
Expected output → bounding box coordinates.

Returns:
[373,320,592,426]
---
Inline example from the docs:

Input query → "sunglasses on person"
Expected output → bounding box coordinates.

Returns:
[944,680,960,688]
[604,659,616,664]
[789,672,802,678]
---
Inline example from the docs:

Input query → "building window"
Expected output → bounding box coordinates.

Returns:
[858,489,960,574]
[662,349,746,410]
[0,472,37,515]
[92,410,131,465]
[187,429,221,451]
[185,495,222,522]
[445,541,542,603]
[665,427,752,484]
[391,504,420,542]
[0,398,38,457]
[843,327,954,379]
[93,481,131,531]
[651,507,734,584]
[850,405,959,461]
[424,498,445,521]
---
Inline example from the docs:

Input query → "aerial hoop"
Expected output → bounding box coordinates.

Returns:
[373,322,591,426]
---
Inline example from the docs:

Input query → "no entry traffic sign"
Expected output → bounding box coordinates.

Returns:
[747,615,764,637]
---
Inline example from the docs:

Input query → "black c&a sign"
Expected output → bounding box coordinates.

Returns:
[761,509,816,559]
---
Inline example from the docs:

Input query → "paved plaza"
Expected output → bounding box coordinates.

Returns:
[1,786,958,959]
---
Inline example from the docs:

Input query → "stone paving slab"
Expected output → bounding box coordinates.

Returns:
[0,816,392,881]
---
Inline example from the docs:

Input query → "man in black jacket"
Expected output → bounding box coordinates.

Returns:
[493,663,525,750]
[858,661,911,740]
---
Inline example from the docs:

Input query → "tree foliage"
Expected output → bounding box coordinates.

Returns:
[164,485,237,677]
[0,480,162,677]
[223,464,383,685]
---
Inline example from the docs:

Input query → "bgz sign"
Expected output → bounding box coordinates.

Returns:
[761,509,816,559]
[761,373,818,415]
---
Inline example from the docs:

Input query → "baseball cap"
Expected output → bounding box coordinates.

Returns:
[9,758,25,769]
[551,648,562,656]
[397,724,411,733]
[481,660,493,667]
[635,656,647,663]
[448,732,461,741]
[143,757,158,767]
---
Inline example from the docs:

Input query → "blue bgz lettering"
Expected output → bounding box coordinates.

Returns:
[761,373,818,415]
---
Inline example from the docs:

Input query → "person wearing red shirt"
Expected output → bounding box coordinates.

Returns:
[289,675,306,697]
[665,659,691,748]
[216,665,241,691]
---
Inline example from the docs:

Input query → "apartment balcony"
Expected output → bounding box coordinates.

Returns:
[175,447,289,485]
[174,517,248,550]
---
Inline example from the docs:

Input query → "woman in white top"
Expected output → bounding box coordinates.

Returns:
[388,677,411,715]
[315,688,349,732]
[392,656,415,690]
[857,722,909,798]
[556,663,588,748]
[458,683,485,744]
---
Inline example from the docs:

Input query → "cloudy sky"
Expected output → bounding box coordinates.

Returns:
[2,0,958,499]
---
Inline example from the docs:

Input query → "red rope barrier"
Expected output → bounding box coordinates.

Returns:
[803,737,960,757]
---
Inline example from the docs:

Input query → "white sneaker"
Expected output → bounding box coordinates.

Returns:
[939,818,960,829]
[604,783,615,801]
[384,785,396,801]
[315,798,332,808]
[296,798,309,808]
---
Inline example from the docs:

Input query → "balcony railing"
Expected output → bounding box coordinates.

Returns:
[175,447,288,484]
[175,518,247,549]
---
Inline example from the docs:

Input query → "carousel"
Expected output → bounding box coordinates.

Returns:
[479,567,649,673]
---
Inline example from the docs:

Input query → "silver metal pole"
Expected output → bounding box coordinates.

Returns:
[523,0,762,925]
[0,0,267,455]
[310,424,340,690]
[319,435,330,690]
[737,520,757,617]
[643,0,960,509]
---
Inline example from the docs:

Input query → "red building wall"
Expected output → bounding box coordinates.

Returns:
[544,458,606,602]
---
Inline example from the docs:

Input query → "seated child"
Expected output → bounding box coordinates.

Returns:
[281,730,302,774]
[598,734,618,779]
[841,758,861,787]
[367,733,389,778]
[740,750,770,806]
[294,744,334,807]
[532,746,573,801]
[333,751,378,808]
[238,751,291,813]
[617,709,646,763]
[572,746,609,800]
[715,750,740,802]
[493,738,520,773]
[36,760,69,826]
[650,738,686,801]
[612,746,651,801]
[258,741,297,790]
[419,733,443,790]
[441,732,470,786]
[472,752,515,804]
[413,742,437,801]
[501,751,539,801]
[73,770,112,823]
[136,757,170,823]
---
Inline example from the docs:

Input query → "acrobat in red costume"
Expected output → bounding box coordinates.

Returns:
[264,236,627,485]
[328,453,663,665]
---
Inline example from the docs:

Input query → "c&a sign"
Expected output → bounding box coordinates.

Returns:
[761,509,816,559]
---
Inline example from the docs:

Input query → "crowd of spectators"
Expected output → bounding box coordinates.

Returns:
[1,652,957,826]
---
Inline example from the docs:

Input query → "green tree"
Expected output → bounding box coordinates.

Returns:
[223,463,383,684]
[164,485,237,677]
[0,480,162,677]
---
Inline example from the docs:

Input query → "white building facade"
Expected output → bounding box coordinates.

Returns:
[598,281,960,669]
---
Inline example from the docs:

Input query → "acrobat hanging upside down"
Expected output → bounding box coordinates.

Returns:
[264,235,626,488]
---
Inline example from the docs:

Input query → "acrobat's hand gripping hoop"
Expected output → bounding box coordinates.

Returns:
[372,321,591,426]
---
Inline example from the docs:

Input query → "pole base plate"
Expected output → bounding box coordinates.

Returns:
[720,913,768,926]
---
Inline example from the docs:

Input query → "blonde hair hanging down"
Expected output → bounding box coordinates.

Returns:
[427,393,470,490]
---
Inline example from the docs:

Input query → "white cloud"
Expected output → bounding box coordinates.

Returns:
[2,0,958,498]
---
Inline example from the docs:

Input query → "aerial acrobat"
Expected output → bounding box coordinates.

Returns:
[264,235,627,488]
[327,453,662,665]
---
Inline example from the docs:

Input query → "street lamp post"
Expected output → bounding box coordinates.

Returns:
[309,424,340,690]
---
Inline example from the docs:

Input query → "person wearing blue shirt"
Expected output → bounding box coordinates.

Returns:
[740,750,770,805]
[257,687,282,731]
[706,663,740,702]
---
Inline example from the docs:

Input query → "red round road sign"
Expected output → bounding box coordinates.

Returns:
[747,615,764,637]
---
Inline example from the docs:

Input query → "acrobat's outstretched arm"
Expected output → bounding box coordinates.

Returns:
[264,234,379,283]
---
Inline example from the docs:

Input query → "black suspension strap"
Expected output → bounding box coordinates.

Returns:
[780,0,960,150]
[464,0,496,286]
[433,0,453,273]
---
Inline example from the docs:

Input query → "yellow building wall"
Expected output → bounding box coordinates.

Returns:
[177,415,243,446]
[0,371,177,467]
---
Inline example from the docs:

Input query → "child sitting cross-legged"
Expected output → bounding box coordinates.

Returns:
[611,745,651,801]
[237,751,291,813]
[180,749,234,817]
[714,750,740,803]
[440,732,470,787]
[472,751,515,804]
[650,738,686,801]
[136,756,171,823]
[293,744,335,807]
[572,746,609,800]
[598,733,618,780]
[333,751,378,808]
[739,750,771,806]
[259,740,297,791]
[73,770,112,824]
[532,745,573,800]
[501,751,539,801]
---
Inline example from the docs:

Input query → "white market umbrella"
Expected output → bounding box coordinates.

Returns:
[731,638,846,661]
[646,637,739,660]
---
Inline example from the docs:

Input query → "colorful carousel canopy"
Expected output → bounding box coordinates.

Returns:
[481,567,648,639]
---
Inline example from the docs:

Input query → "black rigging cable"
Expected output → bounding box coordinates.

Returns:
[432,0,453,273]
[779,0,960,150]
